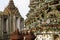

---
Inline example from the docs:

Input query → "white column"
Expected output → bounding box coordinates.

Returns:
[6,19,8,32]
[13,16,16,31]
[17,17,20,31]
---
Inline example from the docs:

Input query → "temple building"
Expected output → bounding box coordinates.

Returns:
[25,0,60,40]
[0,0,24,40]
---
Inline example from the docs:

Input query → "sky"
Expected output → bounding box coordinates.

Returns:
[0,0,30,19]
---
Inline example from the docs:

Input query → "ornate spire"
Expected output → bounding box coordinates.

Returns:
[9,0,14,4]
[8,0,15,8]
[4,0,20,15]
[4,0,16,15]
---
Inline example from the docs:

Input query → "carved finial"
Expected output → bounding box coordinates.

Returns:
[10,0,13,1]
[9,0,14,5]
[8,0,15,8]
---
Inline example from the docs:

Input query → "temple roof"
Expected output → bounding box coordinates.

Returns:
[8,0,15,9]
[4,0,21,16]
